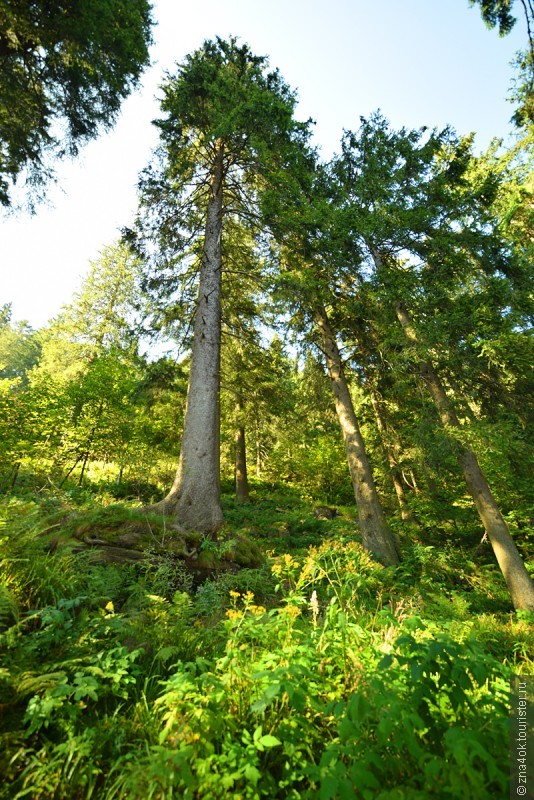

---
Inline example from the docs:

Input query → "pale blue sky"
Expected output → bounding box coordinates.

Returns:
[1,0,527,328]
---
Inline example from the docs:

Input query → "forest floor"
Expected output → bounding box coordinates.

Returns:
[0,481,532,799]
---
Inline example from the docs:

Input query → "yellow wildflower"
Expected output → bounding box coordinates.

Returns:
[284,604,301,620]
[283,553,297,567]
[226,609,243,621]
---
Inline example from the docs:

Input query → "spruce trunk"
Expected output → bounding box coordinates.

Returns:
[314,306,401,565]
[396,302,534,612]
[154,143,225,534]
[235,396,250,502]
[255,416,262,478]
[367,383,414,523]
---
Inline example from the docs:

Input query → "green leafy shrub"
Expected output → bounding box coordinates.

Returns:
[0,488,528,799]
[317,630,509,799]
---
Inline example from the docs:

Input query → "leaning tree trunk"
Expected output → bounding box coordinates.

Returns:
[367,381,415,523]
[314,305,401,566]
[151,143,225,534]
[235,395,250,503]
[396,302,534,612]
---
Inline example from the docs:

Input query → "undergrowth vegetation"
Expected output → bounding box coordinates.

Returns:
[1,485,532,799]
[2,14,534,799]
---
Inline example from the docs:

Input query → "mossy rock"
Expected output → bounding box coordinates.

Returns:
[66,505,198,561]
[222,535,263,567]
[195,550,219,570]
[64,506,263,571]
[73,506,164,543]
[85,547,146,564]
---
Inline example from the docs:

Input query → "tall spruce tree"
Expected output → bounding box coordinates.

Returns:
[331,114,534,610]
[134,37,310,534]
[265,160,401,566]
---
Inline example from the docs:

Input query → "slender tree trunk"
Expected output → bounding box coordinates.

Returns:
[396,302,534,611]
[443,373,480,423]
[408,469,418,492]
[152,142,225,534]
[357,340,414,521]
[10,462,20,490]
[254,415,262,478]
[235,396,250,503]
[366,383,414,523]
[77,398,105,486]
[314,305,401,565]
[59,455,83,488]
[78,451,90,486]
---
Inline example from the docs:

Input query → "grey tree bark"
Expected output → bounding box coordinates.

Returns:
[314,305,401,566]
[254,415,262,478]
[152,142,225,533]
[396,302,534,612]
[235,395,250,503]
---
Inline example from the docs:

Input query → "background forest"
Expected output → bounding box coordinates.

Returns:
[1,1,533,798]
